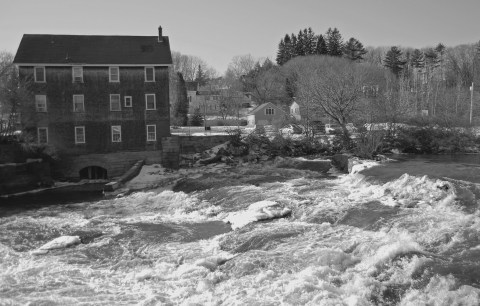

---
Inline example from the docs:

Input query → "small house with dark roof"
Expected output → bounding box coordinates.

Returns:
[13,27,172,179]
[247,102,287,127]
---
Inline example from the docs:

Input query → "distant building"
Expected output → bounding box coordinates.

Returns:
[13,27,172,179]
[290,100,301,121]
[188,85,254,117]
[247,102,287,126]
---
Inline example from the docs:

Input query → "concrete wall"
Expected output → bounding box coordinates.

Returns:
[55,150,162,179]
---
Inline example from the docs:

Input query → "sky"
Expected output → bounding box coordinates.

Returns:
[2,0,480,75]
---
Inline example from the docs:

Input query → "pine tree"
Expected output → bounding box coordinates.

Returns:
[315,35,328,55]
[174,72,189,126]
[383,46,407,77]
[283,34,293,63]
[424,48,439,68]
[276,37,286,65]
[295,30,305,56]
[305,27,316,55]
[195,64,207,86]
[326,27,344,57]
[343,37,367,61]
[410,49,425,69]
[190,108,204,126]
[290,33,298,59]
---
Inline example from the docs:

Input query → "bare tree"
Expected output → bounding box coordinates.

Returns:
[285,55,385,142]
[226,54,257,79]
[171,51,218,81]
[0,52,31,136]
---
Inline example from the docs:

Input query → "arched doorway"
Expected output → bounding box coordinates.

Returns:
[79,166,108,180]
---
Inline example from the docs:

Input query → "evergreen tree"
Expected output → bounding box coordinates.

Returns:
[195,64,207,86]
[325,27,344,56]
[276,37,286,65]
[424,48,439,68]
[190,108,204,126]
[343,37,367,61]
[435,43,446,56]
[283,34,293,63]
[174,72,189,126]
[304,27,316,55]
[295,30,305,56]
[315,35,328,55]
[410,49,425,69]
[290,33,298,58]
[383,46,407,77]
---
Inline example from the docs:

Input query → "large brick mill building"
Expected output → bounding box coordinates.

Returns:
[13,27,172,179]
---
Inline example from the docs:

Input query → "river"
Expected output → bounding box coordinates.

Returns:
[1,155,480,305]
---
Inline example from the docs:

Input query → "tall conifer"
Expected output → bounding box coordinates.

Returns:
[383,46,407,77]
[343,37,367,61]
[326,27,344,57]
[315,35,328,55]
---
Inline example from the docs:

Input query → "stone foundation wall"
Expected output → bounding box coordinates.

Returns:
[0,159,52,195]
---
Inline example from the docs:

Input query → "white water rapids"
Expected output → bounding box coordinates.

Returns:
[1,157,480,305]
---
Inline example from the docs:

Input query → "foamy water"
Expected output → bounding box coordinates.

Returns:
[1,157,480,305]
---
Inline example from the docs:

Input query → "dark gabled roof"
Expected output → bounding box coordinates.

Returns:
[248,102,286,115]
[13,34,172,65]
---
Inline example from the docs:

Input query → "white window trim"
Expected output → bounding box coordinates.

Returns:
[110,94,121,111]
[265,107,275,115]
[37,127,48,144]
[75,126,85,144]
[34,66,46,83]
[73,95,85,112]
[109,66,120,82]
[145,67,155,82]
[124,96,132,107]
[72,66,83,83]
[145,94,156,110]
[35,95,47,112]
[111,125,122,142]
[146,124,156,141]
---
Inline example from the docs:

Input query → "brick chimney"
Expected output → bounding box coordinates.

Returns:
[158,26,163,43]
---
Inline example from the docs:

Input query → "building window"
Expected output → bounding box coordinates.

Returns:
[72,66,83,83]
[111,125,121,142]
[110,94,121,111]
[266,108,274,115]
[145,94,156,110]
[38,127,48,144]
[75,126,85,144]
[34,67,45,83]
[146,125,156,141]
[73,95,85,112]
[35,95,47,112]
[124,96,132,107]
[109,67,119,82]
[145,67,155,82]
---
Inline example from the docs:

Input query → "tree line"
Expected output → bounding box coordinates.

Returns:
[276,27,367,65]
